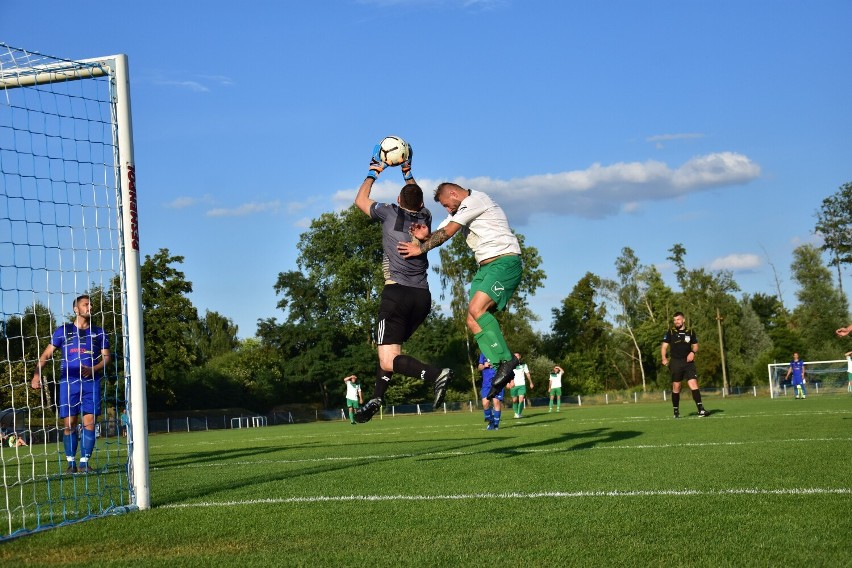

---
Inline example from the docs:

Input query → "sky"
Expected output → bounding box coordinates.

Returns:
[2,0,851,338]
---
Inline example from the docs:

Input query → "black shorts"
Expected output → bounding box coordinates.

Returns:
[668,359,698,383]
[376,284,431,345]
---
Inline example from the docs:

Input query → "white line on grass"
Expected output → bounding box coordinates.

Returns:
[161,487,852,509]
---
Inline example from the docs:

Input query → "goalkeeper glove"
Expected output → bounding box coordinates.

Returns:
[401,145,414,181]
[367,144,387,180]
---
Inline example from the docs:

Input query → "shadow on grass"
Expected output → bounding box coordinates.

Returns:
[489,426,643,456]
[153,417,643,505]
[154,433,507,505]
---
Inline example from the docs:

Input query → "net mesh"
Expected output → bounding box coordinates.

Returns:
[0,43,131,539]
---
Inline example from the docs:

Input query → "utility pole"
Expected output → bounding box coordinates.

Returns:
[716,307,729,396]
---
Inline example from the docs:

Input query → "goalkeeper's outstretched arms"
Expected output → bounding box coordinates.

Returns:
[837,323,852,337]
[355,144,388,215]
[400,144,414,182]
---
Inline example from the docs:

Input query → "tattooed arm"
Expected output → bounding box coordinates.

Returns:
[397,221,462,258]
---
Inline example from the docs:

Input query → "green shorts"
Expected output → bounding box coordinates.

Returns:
[511,385,527,397]
[549,387,562,397]
[469,255,522,312]
[346,399,360,409]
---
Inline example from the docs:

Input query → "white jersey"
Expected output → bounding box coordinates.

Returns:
[436,190,521,264]
[549,371,563,389]
[847,356,852,373]
[345,381,361,401]
[512,363,529,386]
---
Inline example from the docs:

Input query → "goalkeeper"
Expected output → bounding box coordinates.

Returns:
[32,294,111,474]
[353,144,453,423]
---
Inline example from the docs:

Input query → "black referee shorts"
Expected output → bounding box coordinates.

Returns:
[376,284,431,346]
[668,359,698,382]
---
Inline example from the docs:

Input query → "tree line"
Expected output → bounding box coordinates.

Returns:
[2,183,849,412]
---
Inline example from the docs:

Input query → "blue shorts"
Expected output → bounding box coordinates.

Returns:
[57,378,101,418]
[480,376,504,401]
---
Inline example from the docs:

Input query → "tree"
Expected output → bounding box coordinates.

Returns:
[790,244,850,359]
[140,249,199,408]
[0,302,56,410]
[602,247,655,391]
[814,182,852,294]
[282,206,384,343]
[263,206,386,407]
[546,272,611,393]
[191,310,240,364]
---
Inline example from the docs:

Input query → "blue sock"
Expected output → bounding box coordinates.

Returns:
[64,430,78,461]
[484,408,493,423]
[493,410,501,427]
[81,428,96,459]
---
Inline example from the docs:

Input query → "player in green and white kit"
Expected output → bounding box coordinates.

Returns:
[846,351,852,394]
[343,375,363,425]
[398,183,523,398]
[548,365,564,412]
[509,353,534,418]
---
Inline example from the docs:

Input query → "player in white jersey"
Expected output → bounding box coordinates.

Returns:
[508,353,533,418]
[398,183,522,399]
[548,365,564,412]
[343,375,363,425]
[845,351,852,393]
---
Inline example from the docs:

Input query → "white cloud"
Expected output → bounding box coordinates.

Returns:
[147,72,234,92]
[330,152,760,225]
[165,197,199,209]
[708,253,761,271]
[206,200,281,217]
[164,194,215,209]
[646,132,705,149]
[154,79,209,93]
[465,152,760,223]
[331,180,402,212]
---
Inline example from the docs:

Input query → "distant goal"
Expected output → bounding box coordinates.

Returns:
[767,359,848,399]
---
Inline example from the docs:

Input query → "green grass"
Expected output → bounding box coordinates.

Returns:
[2,396,850,567]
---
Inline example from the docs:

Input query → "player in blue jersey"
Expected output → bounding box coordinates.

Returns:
[784,352,807,399]
[478,353,504,430]
[31,295,111,474]
[353,144,453,423]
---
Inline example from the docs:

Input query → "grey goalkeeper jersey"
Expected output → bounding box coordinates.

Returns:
[370,201,432,290]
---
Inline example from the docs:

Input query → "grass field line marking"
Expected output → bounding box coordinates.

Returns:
[160,487,852,509]
[150,437,851,471]
[146,410,852,450]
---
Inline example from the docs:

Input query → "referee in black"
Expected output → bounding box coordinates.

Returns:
[661,312,709,418]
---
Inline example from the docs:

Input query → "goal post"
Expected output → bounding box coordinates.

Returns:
[0,43,149,539]
[767,359,847,399]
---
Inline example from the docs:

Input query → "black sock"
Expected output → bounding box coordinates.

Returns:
[691,388,704,410]
[374,365,391,400]
[393,354,440,382]
[672,392,680,411]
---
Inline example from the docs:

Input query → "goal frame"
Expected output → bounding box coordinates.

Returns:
[0,49,150,511]
[766,359,846,399]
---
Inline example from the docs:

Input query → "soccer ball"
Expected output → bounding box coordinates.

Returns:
[379,136,410,166]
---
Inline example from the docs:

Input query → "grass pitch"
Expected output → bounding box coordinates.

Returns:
[2,396,850,567]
